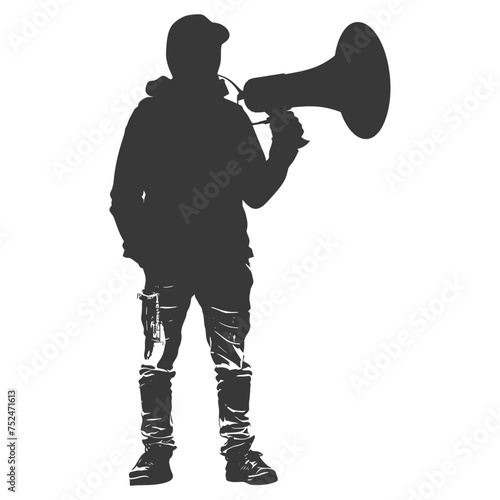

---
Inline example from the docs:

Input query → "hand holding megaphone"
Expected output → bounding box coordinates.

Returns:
[260,108,310,149]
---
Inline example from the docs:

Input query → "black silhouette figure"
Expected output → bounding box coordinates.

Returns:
[110,14,305,486]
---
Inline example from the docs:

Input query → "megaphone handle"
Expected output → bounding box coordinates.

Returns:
[251,117,309,149]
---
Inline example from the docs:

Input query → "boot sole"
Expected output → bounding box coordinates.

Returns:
[226,473,278,485]
[129,473,173,486]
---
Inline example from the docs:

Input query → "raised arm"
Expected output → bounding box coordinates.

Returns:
[237,107,305,209]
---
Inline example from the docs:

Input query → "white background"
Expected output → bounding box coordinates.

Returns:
[2,0,500,499]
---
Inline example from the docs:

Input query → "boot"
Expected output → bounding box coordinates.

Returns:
[205,308,274,483]
[130,367,176,485]
[129,443,174,485]
[216,365,255,456]
[225,449,278,485]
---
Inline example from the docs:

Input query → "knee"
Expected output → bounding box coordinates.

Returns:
[206,307,251,344]
[139,365,176,385]
[214,364,252,387]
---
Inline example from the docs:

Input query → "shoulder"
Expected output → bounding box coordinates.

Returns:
[220,98,252,125]
[125,97,159,131]
[222,98,246,114]
[133,97,157,118]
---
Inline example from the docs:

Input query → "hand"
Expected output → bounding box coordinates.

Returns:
[268,108,305,148]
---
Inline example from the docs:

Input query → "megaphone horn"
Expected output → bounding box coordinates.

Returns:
[240,22,391,140]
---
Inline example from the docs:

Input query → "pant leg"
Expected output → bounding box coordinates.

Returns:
[196,260,255,456]
[138,273,192,450]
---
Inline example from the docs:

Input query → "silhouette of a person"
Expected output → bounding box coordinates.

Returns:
[110,14,304,486]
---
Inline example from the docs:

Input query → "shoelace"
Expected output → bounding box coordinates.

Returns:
[237,450,264,468]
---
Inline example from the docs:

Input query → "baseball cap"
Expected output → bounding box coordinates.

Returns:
[167,14,229,51]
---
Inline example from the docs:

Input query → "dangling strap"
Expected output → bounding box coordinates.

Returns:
[218,74,244,101]
[218,74,273,126]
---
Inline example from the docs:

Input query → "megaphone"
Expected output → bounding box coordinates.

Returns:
[238,22,391,140]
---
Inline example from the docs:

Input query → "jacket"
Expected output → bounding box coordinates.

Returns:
[110,76,295,269]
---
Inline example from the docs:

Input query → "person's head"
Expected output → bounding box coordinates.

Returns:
[166,14,229,82]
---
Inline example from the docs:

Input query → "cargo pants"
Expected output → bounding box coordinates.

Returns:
[136,258,256,457]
